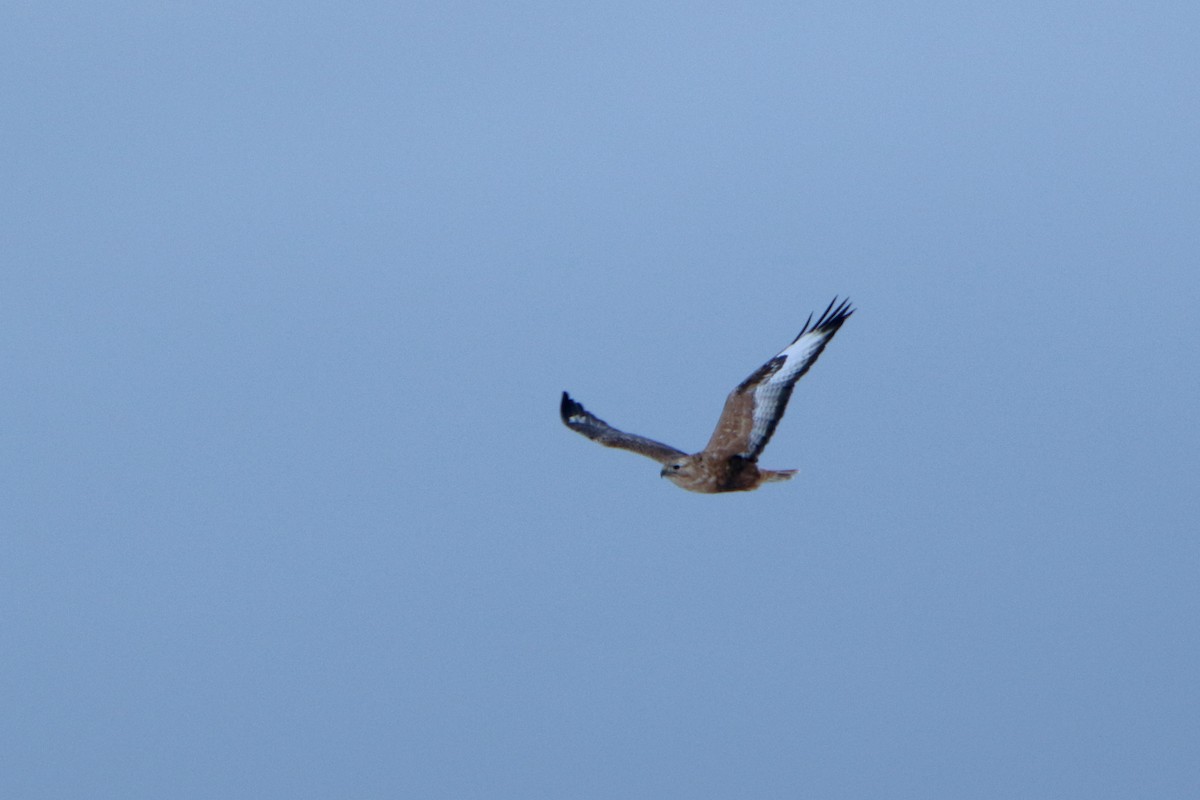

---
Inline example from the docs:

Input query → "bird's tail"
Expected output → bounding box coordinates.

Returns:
[762,469,798,483]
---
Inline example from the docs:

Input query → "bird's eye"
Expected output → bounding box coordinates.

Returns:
[672,464,681,471]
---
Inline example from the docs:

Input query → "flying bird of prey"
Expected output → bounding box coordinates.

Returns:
[560,297,853,493]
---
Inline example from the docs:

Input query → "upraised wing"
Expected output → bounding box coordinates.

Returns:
[560,392,686,465]
[703,297,854,460]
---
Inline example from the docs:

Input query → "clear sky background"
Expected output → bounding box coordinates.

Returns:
[4,2,1198,798]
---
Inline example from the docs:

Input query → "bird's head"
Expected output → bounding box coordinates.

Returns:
[660,455,701,486]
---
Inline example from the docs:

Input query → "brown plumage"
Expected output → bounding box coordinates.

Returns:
[560,297,853,493]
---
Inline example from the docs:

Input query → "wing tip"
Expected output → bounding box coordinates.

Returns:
[561,391,577,423]
[794,296,854,340]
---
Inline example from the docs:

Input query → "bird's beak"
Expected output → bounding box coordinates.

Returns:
[659,467,667,478]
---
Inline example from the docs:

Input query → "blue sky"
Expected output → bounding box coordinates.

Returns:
[4,2,1198,797]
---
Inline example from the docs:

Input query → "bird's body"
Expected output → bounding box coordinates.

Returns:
[561,297,853,494]
[657,452,797,494]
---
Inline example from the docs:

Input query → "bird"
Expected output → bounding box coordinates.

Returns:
[560,297,853,493]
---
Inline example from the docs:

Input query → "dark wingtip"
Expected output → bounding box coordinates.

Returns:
[793,296,855,340]
[560,391,579,424]
[813,296,855,333]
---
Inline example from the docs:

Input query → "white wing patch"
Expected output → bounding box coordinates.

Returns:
[741,297,853,458]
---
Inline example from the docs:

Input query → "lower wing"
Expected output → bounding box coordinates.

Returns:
[560,392,686,465]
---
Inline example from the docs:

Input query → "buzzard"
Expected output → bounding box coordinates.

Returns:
[561,297,853,493]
